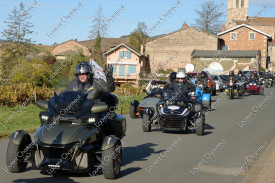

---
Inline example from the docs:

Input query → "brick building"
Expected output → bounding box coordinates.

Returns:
[144,25,220,73]
[218,24,272,69]
[224,0,275,71]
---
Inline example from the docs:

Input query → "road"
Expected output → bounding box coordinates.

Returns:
[0,87,275,183]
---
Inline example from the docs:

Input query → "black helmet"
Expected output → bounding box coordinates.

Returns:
[229,70,234,76]
[238,70,242,75]
[201,71,206,77]
[74,62,92,82]
[170,72,177,82]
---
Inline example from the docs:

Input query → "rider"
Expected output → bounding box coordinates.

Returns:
[66,62,115,100]
[197,71,208,87]
[175,72,196,93]
[249,71,259,84]
[227,70,237,83]
[163,72,177,92]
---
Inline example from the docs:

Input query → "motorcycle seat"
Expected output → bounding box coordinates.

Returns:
[91,102,109,113]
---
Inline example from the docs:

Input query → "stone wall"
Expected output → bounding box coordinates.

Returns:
[145,27,218,73]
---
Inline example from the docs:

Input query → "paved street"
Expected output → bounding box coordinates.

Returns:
[1,87,275,183]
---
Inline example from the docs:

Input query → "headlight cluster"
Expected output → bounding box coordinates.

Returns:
[88,118,96,123]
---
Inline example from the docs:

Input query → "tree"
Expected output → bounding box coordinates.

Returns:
[92,33,105,68]
[1,2,34,43]
[129,22,149,51]
[89,5,108,39]
[194,1,224,34]
[89,5,107,68]
[0,2,35,80]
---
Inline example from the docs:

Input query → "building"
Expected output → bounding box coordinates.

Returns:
[103,43,149,86]
[52,39,91,61]
[191,50,261,74]
[218,24,272,69]
[144,24,220,73]
[224,0,275,71]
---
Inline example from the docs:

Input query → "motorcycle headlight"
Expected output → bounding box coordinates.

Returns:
[41,115,49,121]
[159,105,163,108]
[88,118,96,123]
[253,83,256,85]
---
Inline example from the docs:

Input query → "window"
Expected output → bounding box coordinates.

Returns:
[236,0,239,8]
[249,33,255,40]
[119,51,131,59]
[231,32,237,40]
[112,65,117,73]
[222,46,229,50]
[128,65,136,74]
[119,65,125,76]
[241,0,244,8]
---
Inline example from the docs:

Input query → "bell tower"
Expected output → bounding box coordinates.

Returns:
[225,0,249,29]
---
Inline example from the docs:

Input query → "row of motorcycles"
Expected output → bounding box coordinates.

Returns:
[225,73,274,99]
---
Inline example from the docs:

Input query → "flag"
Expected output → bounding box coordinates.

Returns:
[89,58,106,82]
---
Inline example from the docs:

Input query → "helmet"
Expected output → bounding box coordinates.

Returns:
[253,71,257,75]
[74,62,92,82]
[238,70,242,75]
[229,70,234,76]
[201,71,206,77]
[176,72,186,79]
[169,72,177,82]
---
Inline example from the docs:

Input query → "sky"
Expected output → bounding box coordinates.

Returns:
[0,0,274,46]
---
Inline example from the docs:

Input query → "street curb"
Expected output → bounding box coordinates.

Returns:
[243,137,275,183]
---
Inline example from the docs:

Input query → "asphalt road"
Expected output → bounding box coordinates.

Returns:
[1,87,275,183]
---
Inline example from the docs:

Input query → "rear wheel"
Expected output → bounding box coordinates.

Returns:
[6,138,30,173]
[102,141,122,179]
[130,105,138,119]
[196,116,205,136]
[142,113,151,132]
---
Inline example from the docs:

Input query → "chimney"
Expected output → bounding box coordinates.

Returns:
[182,23,188,29]
[221,25,225,32]
[140,44,144,55]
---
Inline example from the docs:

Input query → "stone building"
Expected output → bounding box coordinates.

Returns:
[144,24,220,73]
[52,39,91,61]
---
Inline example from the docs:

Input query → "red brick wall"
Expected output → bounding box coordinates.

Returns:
[219,26,269,67]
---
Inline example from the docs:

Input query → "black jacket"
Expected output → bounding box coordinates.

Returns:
[197,76,208,87]
[66,76,115,99]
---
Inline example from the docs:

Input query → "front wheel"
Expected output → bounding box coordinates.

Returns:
[196,116,205,136]
[130,104,138,119]
[102,141,122,179]
[6,140,29,173]
[142,113,151,132]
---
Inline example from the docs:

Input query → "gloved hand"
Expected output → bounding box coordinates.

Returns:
[104,64,113,79]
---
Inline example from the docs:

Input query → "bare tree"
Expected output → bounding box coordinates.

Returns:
[194,1,224,34]
[89,5,108,39]
[1,2,34,43]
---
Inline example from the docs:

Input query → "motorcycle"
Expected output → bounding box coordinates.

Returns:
[142,85,205,135]
[6,89,126,179]
[225,78,237,99]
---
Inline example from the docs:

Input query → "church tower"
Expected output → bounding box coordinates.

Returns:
[225,0,249,29]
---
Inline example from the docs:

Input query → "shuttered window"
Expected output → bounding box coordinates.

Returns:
[128,65,136,74]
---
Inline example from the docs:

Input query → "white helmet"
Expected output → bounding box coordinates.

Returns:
[176,72,186,79]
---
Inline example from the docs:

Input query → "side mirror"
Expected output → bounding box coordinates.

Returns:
[143,89,147,93]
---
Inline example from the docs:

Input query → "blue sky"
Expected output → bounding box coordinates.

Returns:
[0,0,274,45]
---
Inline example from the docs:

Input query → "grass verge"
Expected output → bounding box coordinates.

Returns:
[0,94,146,139]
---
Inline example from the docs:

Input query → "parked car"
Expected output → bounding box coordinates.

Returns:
[212,75,225,92]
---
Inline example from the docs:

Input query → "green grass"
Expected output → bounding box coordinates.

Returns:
[0,104,41,139]
[0,94,146,139]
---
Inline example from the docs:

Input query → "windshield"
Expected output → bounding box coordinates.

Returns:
[213,76,218,80]
[163,84,189,102]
